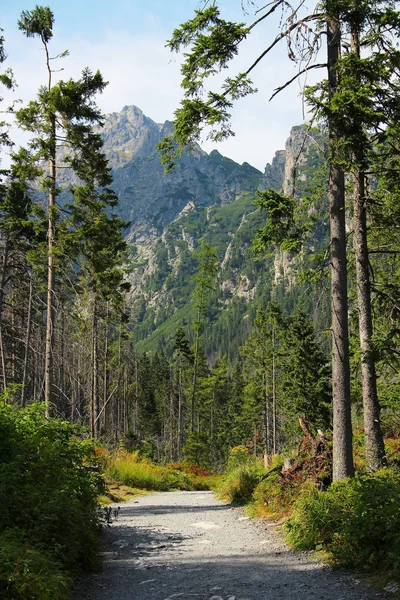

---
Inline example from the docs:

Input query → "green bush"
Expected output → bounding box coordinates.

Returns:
[0,402,103,599]
[252,470,304,519]
[285,469,400,576]
[217,448,265,504]
[0,529,70,600]
[217,464,263,504]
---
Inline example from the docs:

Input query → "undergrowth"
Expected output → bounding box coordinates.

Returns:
[285,468,400,578]
[217,440,400,586]
[216,446,266,504]
[103,450,219,492]
[0,402,103,600]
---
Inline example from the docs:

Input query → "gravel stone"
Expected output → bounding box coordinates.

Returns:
[71,490,389,600]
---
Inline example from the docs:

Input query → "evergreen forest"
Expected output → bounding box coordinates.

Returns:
[1,1,400,598]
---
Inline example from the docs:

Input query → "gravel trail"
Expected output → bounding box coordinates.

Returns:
[72,491,388,600]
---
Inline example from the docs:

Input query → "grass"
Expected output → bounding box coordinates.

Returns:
[98,484,149,505]
[285,468,400,579]
[216,446,266,504]
[101,450,220,494]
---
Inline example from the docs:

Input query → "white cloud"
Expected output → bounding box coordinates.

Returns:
[2,3,324,171]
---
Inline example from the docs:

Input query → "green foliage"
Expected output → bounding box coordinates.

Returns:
[182,432,210,468]
[225,444,251,471]
[217,462,264,505]
[0,402,102,599]
[0,529,70,600]
[158,6,254,170]
[280,309,331,435]
[252,469,300,519]
[0,27,14,148]
[253,190,303,254]
[217,446,265,504]
[18,6,54,44]
[285,470,400,576]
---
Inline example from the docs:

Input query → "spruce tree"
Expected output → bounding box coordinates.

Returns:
[158,0,356,479]
[190,242,219,432]
[16,6,110,414]
[280,309,331,436]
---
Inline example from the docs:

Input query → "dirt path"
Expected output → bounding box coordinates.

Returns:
[72,491,388,600]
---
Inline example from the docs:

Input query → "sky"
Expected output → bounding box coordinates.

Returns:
[1,0,321,171]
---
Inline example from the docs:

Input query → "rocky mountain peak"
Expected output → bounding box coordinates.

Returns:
[100,104,163,169]
[101,105,264,238]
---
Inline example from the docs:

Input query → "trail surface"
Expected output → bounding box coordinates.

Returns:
[73,491,388,600]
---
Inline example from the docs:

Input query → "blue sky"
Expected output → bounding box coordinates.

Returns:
[1,0,319,170]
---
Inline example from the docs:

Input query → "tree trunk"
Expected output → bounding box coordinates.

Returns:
[264,371,270,456]
[191,310,201,433]
[103,308,109,432]
[91,297,99,438]
[349,18,386,473]
[0,240,9,391]
[327,6,354,480]
[178,361,183,460]
[272,325,277,454]
[44,114,56,415]
[353,170,385,469]
[21,278,33,406]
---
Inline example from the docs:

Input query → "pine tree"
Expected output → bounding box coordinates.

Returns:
[158,0,355,479]
[173,327,193,459]
[0,25,14,150]
[16,6,110,414]
[190,242,219,432]
[280,309,331,436]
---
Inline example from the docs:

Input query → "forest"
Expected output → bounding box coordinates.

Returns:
[1,1,400,598]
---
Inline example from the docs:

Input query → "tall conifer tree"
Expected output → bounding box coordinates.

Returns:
[16,6,111,414]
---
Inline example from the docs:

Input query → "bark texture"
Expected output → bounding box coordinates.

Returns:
[327,7,354,480]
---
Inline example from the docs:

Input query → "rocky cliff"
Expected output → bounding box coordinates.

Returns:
[99,107,327,357]
[102,106,263,243]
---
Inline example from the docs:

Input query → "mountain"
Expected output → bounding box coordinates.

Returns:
[101,105,263,241]
[100,106,329,359]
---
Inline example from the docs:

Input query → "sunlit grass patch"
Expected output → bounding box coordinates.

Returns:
[104,452,220,492]
[99,483,150,505]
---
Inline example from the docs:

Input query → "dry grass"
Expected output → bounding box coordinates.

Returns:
[102,450,220,493]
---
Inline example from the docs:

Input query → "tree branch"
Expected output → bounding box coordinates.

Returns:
[244,13,323,79]
[269,62,326,100]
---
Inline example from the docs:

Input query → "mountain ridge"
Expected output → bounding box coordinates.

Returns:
[97,105,325,359]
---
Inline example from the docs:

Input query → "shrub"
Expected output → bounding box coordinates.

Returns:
[0,529,70,600]
[217,464,263,504]
[226,445,251,471]
[169,463,221,490]
[285,469,400,576]
[217,448,265,504]
[252,471,309,519]
[106,453,220,492]
[0,402,103,599]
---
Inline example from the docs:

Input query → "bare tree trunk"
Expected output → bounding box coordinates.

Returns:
[91,297,99,438]
[0,240,9,391]
[349,20,386,473]
[21,279,33,406]
[44,114,56,416]
[264,371,270,456]
[191,311,201,433]
[134,358,139,437]
[102,305,109,432]
[327,6,354,480]
[272,325,277,454]
[0,322,7,392]
[178,361,183,461]
[169,367,175,461]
